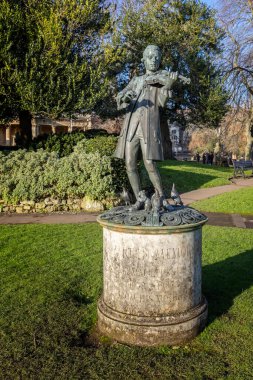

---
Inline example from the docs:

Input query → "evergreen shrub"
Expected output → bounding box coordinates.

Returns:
[30,129,109,157]
[0,137,128,204]
[74,137,128,194]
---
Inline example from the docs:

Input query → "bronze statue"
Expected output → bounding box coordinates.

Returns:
[114,45,189,210]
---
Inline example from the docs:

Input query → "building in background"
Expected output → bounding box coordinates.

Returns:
[0,115,93,147]
[168,121,190,159]
[0,113,123,147]
[0,120,20,146]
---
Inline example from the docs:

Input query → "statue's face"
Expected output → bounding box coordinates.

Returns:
[143,47,161,72]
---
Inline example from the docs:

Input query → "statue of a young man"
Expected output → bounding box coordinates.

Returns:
[114,45,187,210]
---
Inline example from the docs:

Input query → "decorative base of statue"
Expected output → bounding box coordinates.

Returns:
[97,203,208,346]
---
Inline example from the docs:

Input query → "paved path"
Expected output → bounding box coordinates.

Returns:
[0,177,252,228]
[0,212,99,225]
[180,177,253,205]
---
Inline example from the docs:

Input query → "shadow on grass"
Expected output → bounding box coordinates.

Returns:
[160,171,220,194]
[161,160,230,169]
[63,288,94,306]
[203,248,253,324]
[139,160,232,193]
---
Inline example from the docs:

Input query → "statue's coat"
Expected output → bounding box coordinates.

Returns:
[114,71,170,161]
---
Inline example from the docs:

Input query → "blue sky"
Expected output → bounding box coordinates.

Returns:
[202,0,218,9]
[116,1,219,10]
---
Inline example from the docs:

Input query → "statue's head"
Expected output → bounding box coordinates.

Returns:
[142,45,161,72]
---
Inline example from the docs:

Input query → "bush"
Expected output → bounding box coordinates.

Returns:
[29,129,109,157]
[74,136,128,193]
[0,137,129,204]
[30,131,86,157]
[78,135,118,156]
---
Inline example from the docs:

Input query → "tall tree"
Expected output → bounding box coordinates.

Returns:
[107,0,228,157]
[0,0,119,145]
[219,0,253,159]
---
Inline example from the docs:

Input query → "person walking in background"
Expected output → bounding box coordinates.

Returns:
[196,152,200,163]
[202,153,206,164]
[210,152,214,165]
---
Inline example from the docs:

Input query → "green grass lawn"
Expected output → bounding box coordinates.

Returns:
[1,223,253,379]
[155,160,233,193]
[191,187,253,215]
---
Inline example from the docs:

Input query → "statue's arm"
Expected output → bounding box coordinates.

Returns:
[116,78,136,110]
[157,71,190,107]
[156,71,178,107]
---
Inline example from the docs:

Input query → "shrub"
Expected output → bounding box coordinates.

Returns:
[0,150,59,203]
[30,131,87,157]
[55,150,116,200]
[29,129,110,157]
[0,139,129,203]
[74,136,129,193]
[77,135,118,157]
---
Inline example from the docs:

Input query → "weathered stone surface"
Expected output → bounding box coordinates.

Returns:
[98,297,207,346]
[45,206,54,213]
[51,199,61,205]
[35,202,46,209]
[81,197,104,212]
[16,206,23,214]
[0,197,118,214]
[20,200,35,206]
[97,218,207,346]
[27,200,35,206]
[44,198,53,206]
[72,204,81,211]
[102,197,121,209]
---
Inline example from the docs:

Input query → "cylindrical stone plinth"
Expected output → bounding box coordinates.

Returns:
[97,218,208,346]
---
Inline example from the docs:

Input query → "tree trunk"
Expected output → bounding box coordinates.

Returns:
[18,110,32,148]
[213,127,221,165]
[245,122,253,160]
[244,108,253,160]
[160,113,173,160]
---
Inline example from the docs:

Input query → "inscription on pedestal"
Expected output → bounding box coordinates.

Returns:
[103,230,202,315]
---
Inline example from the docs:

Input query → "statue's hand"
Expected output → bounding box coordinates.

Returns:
[122,90,136,103]
[160,71,178,90]
[116,90,134,109]
[178,75,191,85]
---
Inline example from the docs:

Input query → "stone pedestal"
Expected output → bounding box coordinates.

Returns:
[97,208,208,346]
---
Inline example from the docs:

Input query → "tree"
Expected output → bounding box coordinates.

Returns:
[188,127,217,154]
[116,0,227,123]
[219,0,253,159]
[0,0,120,145]
[106,0,228,157]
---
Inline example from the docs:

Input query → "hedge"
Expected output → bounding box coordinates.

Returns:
[0,137,129,204]
[29,129,109,157]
